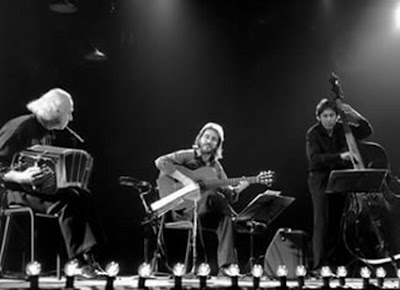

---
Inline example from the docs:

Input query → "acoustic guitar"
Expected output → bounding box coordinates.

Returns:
[156,165,275,211]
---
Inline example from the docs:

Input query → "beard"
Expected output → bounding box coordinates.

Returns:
[199,143,217,155]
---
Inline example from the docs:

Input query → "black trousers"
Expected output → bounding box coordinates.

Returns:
[308,172,347,269]
[6,187,104,259]
[173,190,237,268]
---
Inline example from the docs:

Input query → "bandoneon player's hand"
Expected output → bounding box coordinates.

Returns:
[4,165,43,185]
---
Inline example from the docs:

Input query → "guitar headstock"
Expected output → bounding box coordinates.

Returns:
[257,170,275,187]
[328,72,344,101]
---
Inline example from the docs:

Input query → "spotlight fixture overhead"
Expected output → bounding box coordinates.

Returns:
[49,0,78,14]
[85,47,108,62]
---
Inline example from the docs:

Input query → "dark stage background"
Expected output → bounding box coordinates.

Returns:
[1,0,400,275]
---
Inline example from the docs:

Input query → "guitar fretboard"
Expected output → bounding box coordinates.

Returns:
[202,176,259,188]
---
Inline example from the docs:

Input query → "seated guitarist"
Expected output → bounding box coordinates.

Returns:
[155,122,249,276]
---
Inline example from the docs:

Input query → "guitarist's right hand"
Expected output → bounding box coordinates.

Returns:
[185,188,201,202]
[171,170,201,201]
[171,170,197,187]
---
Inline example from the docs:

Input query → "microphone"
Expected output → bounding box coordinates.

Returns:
[119,176,152,191]
[66,126,85,143]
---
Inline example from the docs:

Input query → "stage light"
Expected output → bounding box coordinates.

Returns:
[226,264,240,287]
[105,261,120,290]
[295,265,306,288]
[320,266,332,288]
[49,0,78,14]
[173,263,186,277]
[197,262,211,289]
[397,269,400,288]
[336,266,347,287]
[138,262,152,288]
[251,264,263,289]
[25,261,42,289]
[276,265,288,288]
[64,259,79,288]
[85,48,108,62]
[172,263,186,289]
[26,261,42,276]
[395,3,400,30]
[360,267,371,288]
[106,261,120,277]
[376,267,386,288]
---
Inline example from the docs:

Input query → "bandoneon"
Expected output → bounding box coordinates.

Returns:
[12,145,93,194]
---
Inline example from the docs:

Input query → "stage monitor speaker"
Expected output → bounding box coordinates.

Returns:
[264,228,309,279]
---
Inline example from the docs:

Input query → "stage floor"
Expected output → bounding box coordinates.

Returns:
[1,275,400,289]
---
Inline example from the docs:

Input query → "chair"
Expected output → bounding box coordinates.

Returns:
[163,220,194,271]
[0,206,62,278]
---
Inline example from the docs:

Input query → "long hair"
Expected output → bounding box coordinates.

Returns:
[193,122,225,161]
[27,88,73,128]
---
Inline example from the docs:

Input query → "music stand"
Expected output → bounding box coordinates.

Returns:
[235,190,295,224]
[325,169,388,194]
[234,190,295,270]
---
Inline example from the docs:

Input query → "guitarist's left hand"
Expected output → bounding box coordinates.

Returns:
[233,180,250,194]
[257,170,275,187]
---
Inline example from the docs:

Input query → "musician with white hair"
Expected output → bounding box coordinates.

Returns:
[0,88,105,278]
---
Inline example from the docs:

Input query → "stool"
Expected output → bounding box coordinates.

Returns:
[0,206,62,278]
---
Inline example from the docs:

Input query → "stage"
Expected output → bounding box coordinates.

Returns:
[1,274,400,290]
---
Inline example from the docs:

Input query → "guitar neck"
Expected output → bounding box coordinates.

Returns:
[203,176,259,188]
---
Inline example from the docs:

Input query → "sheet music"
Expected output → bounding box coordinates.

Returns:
[242,190,281,210]
[234,190,294,223]
[150,183,200,214]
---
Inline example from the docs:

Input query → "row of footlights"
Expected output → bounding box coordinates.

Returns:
[24,260,396,289]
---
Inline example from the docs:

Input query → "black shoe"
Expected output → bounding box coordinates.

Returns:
[307,268,321,279]
[90,261,107,276]
[75,252,107,279]
[77,264,99,279]
[76,262,107,279]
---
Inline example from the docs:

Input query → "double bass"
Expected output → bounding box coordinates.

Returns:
[329,73,400,266]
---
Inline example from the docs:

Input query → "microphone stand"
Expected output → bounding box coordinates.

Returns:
[189,200,198,275]
[137,186,170,274]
